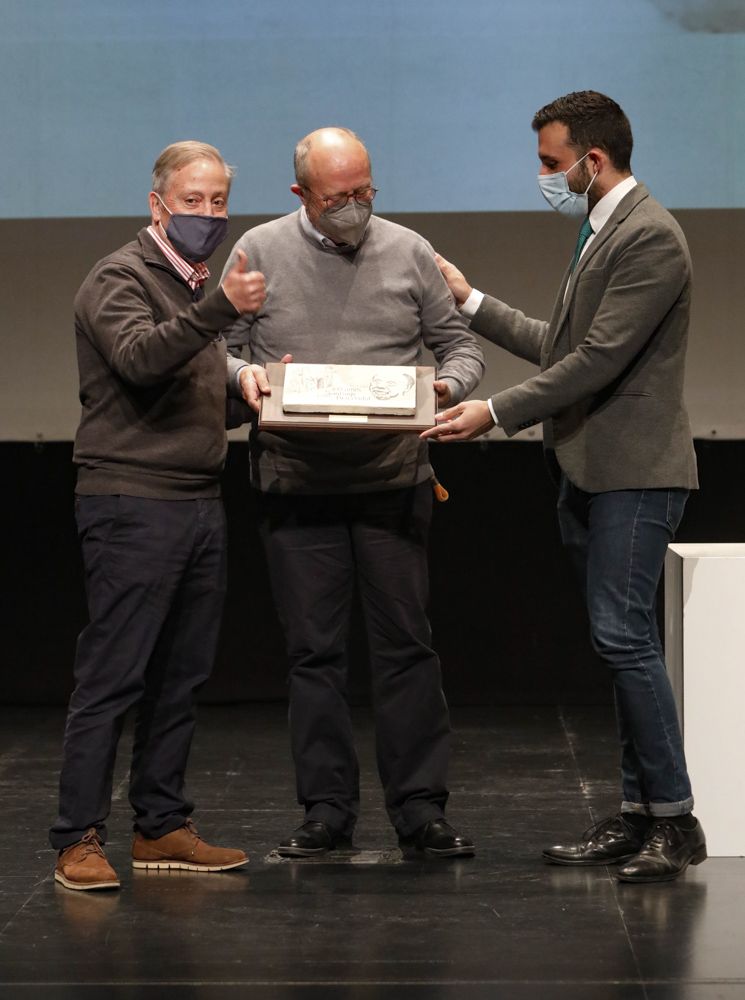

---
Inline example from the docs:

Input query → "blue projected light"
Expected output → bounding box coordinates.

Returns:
[2,0,744,217]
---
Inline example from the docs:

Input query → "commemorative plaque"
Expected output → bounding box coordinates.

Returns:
[259,363,436,432]
[283,363,417,416]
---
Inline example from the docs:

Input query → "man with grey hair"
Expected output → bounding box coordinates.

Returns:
[222,126,484,860]
[50,140,269,891]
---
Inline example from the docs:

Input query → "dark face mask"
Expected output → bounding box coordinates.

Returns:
[157,195,229,262]
[315,198,372,250]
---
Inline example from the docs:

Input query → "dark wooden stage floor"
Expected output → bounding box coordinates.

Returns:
[1,704,742,999]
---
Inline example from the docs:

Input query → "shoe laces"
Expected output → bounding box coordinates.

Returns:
[184,819,203,845]
[581,814,623,841]
[644,819,676,851]
[79,828,105,858]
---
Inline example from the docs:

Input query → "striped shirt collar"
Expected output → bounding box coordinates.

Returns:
[146,224,210,290]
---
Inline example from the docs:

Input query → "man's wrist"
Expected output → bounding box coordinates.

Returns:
[232,362,250,394]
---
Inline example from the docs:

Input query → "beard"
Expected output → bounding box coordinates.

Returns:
[568,157,598,208]
[568,158,593,194]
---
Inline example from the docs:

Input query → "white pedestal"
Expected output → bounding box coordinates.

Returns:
[665,543,745,857]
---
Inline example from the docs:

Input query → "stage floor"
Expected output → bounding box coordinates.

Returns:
[0,704,742,999]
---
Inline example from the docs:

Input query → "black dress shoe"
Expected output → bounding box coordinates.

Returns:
[277,821,351,858]
[399,819,475,858]
[543,813,650,866]
[616,818,707,883]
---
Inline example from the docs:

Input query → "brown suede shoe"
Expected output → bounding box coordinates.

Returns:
[131,819,248,872]
[55,828,120,891]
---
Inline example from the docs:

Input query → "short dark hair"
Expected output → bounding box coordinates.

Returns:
[532,91,633,172]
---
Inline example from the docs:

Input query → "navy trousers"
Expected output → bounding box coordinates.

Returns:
[257,483,451,838]
[49,495,227,850]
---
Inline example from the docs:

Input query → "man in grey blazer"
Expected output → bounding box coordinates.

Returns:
[423,91,706,883]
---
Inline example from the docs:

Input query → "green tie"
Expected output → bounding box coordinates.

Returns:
[570,216,593,272]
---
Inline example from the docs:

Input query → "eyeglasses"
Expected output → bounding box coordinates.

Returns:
[303,186,378,210]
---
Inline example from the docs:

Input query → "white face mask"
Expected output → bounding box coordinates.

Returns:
[537,151,597,218]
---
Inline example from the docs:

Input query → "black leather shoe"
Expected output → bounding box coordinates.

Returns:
[543,813,650,866]
[277,821,351,858]
[399,819,475,858]
[616,818,707,883]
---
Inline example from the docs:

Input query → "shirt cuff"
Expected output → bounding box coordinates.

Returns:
[460,288,484,319]
[486,397,499,427]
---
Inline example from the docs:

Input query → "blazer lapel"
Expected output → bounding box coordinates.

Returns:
[547,183,650,353]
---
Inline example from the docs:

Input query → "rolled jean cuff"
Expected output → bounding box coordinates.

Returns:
[622,797,694,817]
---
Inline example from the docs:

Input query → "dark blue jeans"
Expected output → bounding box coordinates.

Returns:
[49,495,227,850]
[557,476,693,817]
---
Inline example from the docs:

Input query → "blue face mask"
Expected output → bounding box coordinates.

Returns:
[537,152,597,218]
[156,195,228,262]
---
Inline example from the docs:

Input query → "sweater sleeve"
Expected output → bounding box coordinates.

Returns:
[416,246,485,403]
[76,262,239,387]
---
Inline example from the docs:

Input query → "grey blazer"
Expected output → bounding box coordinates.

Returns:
[472,183,698,492]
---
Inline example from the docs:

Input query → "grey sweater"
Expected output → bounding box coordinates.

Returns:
[223,211,484,494]
[74,229,242,499]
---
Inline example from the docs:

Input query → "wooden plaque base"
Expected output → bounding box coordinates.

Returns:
[259,364,436,432]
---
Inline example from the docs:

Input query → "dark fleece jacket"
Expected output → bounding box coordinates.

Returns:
[73,229,240,498]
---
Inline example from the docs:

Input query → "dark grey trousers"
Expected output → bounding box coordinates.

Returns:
[257,482,450,838]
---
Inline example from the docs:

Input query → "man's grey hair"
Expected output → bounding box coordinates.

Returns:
[152,140,235,195]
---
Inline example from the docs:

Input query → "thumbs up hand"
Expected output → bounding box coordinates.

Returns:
[222,249,266,314]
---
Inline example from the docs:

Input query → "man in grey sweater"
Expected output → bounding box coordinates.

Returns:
[223,127,484,858]
[50,141,268,891]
